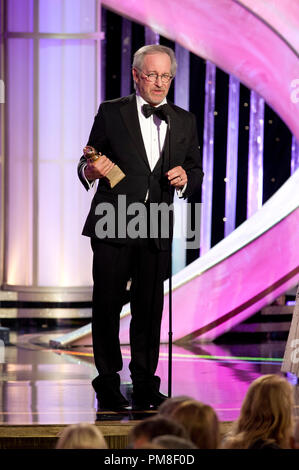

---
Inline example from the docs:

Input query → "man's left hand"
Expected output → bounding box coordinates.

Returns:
[166,166,187,188]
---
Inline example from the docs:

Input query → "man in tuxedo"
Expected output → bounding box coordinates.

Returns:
[78,44,203,410]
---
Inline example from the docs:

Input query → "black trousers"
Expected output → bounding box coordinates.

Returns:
[91,237,169,389]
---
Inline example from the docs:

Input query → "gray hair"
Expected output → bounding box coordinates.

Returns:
[132,44,177,77]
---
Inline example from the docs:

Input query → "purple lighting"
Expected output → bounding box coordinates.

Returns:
[145,27,159,45]
[200,61,216,255]
[104,0,299,141]
[282,285,299,375]
[291,136,299,175]
[4,0,98,292]
[7,0,34,33]
[121,18,132,97]
[225,75,240,236]
[247,91,264,218]
[172,43,190,274]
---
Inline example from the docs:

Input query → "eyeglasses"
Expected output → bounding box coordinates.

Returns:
[138,70,173,84]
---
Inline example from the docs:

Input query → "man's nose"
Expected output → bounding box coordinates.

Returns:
[155,76,163,86]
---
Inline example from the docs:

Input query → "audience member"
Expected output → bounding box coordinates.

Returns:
[290,419,299,449]
[128,415,187,449]
[137,442,164,449]
[223,374,294,449]
[158,395,193,416]
[56,422,108,449]
[168,399,220,449]
[152,435,197,449]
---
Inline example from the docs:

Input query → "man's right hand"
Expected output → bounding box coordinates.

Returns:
[84,155,115,182]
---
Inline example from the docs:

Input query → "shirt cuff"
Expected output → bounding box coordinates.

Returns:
[81,163,95,189]
[176,183,187,198]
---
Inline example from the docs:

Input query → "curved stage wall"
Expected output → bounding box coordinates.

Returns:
[105,0,299,140]
[49,0,299,347]
[51,169,299,347]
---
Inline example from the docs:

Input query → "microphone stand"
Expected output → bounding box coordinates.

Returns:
[153,105,173,398]
[166,114,173,399]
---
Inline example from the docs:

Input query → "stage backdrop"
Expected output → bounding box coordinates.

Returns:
[0,0,298,322]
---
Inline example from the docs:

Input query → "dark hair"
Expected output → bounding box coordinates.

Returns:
[152,435,197,449]
[129,415,187,446]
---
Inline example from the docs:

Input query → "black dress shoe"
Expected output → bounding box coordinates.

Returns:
[97,389,130,411]
[93,374,129,411]
[132,388,168,410]
[131,396,152,411]
[97,396,129,411]
[150,390,168,406]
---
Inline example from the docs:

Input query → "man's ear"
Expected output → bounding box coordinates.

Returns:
[132,68,139,85]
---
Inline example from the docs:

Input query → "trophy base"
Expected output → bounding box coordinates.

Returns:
[83,146,125,188]
[106,166,126,188]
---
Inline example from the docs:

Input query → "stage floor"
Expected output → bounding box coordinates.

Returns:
[1,324,298,425]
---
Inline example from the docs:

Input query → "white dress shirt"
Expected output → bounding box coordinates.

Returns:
[81,92,186,197]
[136,92,168,171]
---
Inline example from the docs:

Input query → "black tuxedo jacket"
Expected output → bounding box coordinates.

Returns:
[78,93,203,247]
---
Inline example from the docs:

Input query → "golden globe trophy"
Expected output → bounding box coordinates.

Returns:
[83,145,125,188]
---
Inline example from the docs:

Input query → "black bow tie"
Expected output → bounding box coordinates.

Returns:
[142,103,169,121]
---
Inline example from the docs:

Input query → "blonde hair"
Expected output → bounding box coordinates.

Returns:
[224,374,294,449]
[169,400,220,449]
[56,423,108,449]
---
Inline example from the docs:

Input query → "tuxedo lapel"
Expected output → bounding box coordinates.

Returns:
[166,103,184,169]
[148,102,185,174]
[120,94,150,170]
[119,96,184,173]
